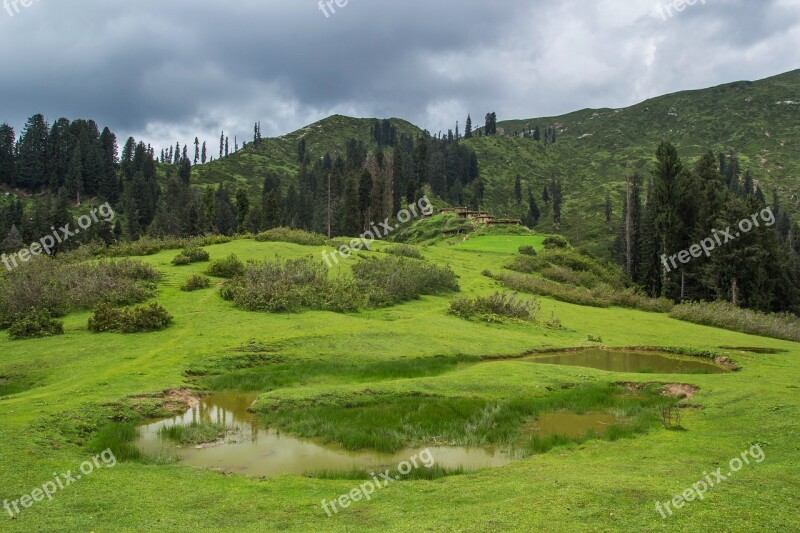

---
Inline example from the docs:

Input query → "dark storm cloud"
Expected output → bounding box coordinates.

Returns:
[0,0,798,149]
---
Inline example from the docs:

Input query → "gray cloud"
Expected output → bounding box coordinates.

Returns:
[0,0,798,150]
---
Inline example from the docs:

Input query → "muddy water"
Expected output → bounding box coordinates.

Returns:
[523,412,618,439]
[525,348,728,374]
[135,393,514,477]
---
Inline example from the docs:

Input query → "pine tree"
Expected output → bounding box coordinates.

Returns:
[201,142,207,164]
[550,177,563,231]
[0,124,16,186]
[219,131,224,159]
[194,137,200,165]
[225,137,229,157]
[214,185,237,235]
[464,115,473,139]
[16,114,50,189]
[542,185,550,204]
[514,176,523,204]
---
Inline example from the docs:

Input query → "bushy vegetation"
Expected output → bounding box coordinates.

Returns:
[0,259,160,329]
[352,256,460,307]
[543,235,569,249]
[221,257,359,313]
[88,303,174,333]
[105,235,232,258]
[518,245,537,256]
[171,246,210,266]
[498,247,672,312]
[206,254,245,278]
[383,244,423,259]
[254,227,328,246]
[394,214,474,244]
[449,292,540,322]
[670,301,800,342]
[158,422,227,446]
[7,311,64,340]
[181,275,211,292]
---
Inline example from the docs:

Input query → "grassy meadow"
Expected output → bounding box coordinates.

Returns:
[0,233,798,531]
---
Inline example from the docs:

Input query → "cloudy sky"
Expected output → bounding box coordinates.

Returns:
[1,0,798,151]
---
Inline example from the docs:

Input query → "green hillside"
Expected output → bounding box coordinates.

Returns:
[195,70,800,257]
[192,115,424,193]
[472,69,800,253]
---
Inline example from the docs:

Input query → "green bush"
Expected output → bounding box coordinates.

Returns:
[105,235,231,258]
[254,227,328,246]
[449,292,540,322]
[670,301,800,342]
[352,256,460,308]
[172,247,210,266]
[518,245,538,256]
[206,254,245,278]
[181,275,211,292]
[88,303,174,333]
[8,311,64,340]
[222,257,360,313]
[492,272,612,308]
[384,244,423,259]
[543,235,569,248]
[0,259,159,329]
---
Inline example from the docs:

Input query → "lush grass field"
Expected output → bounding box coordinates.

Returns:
[0,235,798,531]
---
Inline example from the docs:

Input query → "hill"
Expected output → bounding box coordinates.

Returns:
[194,70,800,256]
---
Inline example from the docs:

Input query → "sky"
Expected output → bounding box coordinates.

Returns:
[1,0,799,152]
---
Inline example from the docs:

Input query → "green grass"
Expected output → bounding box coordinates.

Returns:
[0,235,798,531]
[254,383,673,454]
[158,422,227,446]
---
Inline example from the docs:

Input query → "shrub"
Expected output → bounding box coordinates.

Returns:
[206,254,245,278]
[254,227,328,246]
[223,257,361,313]
[670,301,800,342]
[449,292,540,322]
[181,275,211,292]
[171,254,191,266]
[88,303,173,333]
[384,244,423,260]
[518,245,538,256]
[172,246,210,266]
[543,235,569,248]
[105,235,231,258]
[8,311,64,340]
[493,272,611,308]
[0,258,159,328]
[352,256,460,308]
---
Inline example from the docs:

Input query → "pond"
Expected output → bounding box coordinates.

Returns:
[135,393,514,477]
[525,348,728,374]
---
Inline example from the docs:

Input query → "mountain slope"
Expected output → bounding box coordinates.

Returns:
[194,70,800,255]
[466,69,800,253]
[192,115,423,192]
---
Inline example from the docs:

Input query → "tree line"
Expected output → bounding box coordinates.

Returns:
[1,115,482,252]
[613,141,800,314]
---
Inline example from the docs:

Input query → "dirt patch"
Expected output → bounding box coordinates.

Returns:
[617,382,699,401]
[131,389,201,414]
[661,383,699,401]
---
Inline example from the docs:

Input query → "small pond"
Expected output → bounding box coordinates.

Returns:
[135,393,515,477]
[525,348,728,374]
